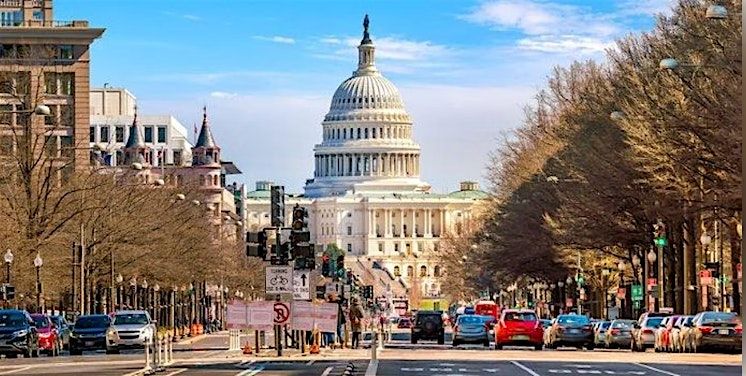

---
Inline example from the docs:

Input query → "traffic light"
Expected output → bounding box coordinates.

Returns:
[653,220,667,247]
[270,186,285,227]
[335,255,345,280]
[291,204,308,231]
[2,285,15,301]
[246,231,268,259]
[362,285,373,299]
[704,262,721,278]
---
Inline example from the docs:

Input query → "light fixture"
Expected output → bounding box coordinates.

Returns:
[176,193,186,201]
[647,249,657,264]
[705,4,727,19]
[566,276,573,284]
[659,58,679,70]
[557,281,564,288]
[34,105,51,116]
[116,273,123,283]
[131,162,143,171]
[699,233,712,246]
[632,254,641,267]
[609,111,625,121]
[154,284,160,292]
[33,253,43,268]
[618,261,626,272]
[3,249,13,264]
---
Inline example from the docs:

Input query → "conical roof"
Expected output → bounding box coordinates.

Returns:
[124,107,145,149]
[195,106,218,148]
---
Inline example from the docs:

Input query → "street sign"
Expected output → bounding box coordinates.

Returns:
[265,266,293,294]
[631,284,643,301]
[699,269,712,279]
[293,270,310,300]
[700,276,713,286]
[647,278,657,287]
[325,282,340,295]
[273,302,290,324]
[616,287,626,300]
[649,285,660,296]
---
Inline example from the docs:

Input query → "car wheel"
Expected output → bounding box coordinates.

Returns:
[452,340,459,347]
[105,347,119,355]
[585,343,595,351]
[534,343,543,351]
[483,339,490,347]
[31,348,39,358]
[411,334,418,344]
[495,344,503,350]
[6,353,17,358]
[437,334,445,345]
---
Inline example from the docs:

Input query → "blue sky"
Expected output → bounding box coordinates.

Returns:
[57,0,673,193]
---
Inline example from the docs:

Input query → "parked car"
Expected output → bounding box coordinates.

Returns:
[411,310,445,344]
[69,314,118,355]
[689,311,741,353]
[546,314,594,350]
[667,316,690,353]
[543,318,556,346]
[397,317,413,329]
[452,314,490,347]
[604,319,635,349]
[0,310,39,358]
[30,314,59,356]
[631,312,670,352]
[593,321,611,348]
[49,315,71,350]
[654,315,681,352]
[475,301,499,327]
[494,309,543,350]
[674,316,695,352]
[111,310,155,349]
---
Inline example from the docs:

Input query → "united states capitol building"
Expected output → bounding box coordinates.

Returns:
[244,17,488,304]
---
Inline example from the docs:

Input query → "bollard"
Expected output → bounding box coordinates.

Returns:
[370,329,377,360]
[143,336,153,374]
[166,334,173,365]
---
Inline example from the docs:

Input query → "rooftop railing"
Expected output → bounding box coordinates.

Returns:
[0,20,90,28]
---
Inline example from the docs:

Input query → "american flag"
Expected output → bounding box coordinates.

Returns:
[193,122,198,143]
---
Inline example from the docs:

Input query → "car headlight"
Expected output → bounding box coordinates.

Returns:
[12,330,28,338]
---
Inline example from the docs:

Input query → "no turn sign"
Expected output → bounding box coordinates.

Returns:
[274,302,290,324]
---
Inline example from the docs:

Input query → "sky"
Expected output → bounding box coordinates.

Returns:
[57,0,674,193]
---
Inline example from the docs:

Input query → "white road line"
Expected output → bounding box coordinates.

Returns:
[162,369,188,376]
[365,360,379,376]
[307,359,315,365]
[0,366,33,375]
[635,363,681,376]
[236,366,264,376]
[511,361,541,376]
[320,366,334,376]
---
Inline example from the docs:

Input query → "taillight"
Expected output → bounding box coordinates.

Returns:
[735,327,742,334]
[582,325,591,332]
[454,325,459,333]
[642,329,653,334]
[611,329,620,335]
[700,327,713,334]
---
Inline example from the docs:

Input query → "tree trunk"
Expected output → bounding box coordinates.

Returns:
[728,219,741,314]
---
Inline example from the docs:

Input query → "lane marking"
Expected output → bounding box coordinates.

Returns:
[321,366,334,376]
[236,366,264,376]
[511,361,541,376]
[401,368,425,372]
[365,360,378,376]
[162,369,188,376]
[0,367,33,375]
[634,363,680,376]
[307,360,315,365]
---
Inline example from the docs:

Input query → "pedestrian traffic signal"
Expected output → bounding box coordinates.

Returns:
[362,285,374,299]
[246,231,268,259]
[653,220,667,246]
[270,186,285,227]
[1,284,15,301]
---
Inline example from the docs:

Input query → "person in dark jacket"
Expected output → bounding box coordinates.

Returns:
[349,298,364,349]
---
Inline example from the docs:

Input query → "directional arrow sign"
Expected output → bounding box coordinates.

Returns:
[293,270,310,300]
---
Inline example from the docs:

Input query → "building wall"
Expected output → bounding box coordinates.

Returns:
[90,87,136,116]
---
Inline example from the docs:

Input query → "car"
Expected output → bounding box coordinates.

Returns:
[475,301,499,326]
[479,314,497,330]
[452,314,490,347]
[674,316,695,352]
[667,316,690,353]
[593,321,611,348]
[546,314,594,350]
[397,317,413,329]
[689,311,741,353]
[111,310,156,349]
[543,318,556,347]
[494,309,543,350]
[631,312,670,352]
[540,319,552,330]
[604,319,635,349]
[50,315,71,350]
[69,314,118,355]
[0,309,39,358]
[30,314,60,356]
[654,315,680,352]
[411,310,445,344]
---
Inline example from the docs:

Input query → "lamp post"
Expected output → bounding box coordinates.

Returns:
[647,248,657,311]
[618,261,627,319]
[141,279,149,317]
[4,249,13,284]
[34,253,43,313]
[632,254,641,316]
[700,232,713,310]
[129,277,137,309]
[153,284,160,327]
[115,273,123,310]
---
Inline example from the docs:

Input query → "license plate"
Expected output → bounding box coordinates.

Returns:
[569,329,579,333]
[512,335,529,341]
[85,341,94,347]
[718,329,729,335]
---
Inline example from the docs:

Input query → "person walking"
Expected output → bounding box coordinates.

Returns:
[349,298,364,349]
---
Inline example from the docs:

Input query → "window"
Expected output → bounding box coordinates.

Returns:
[378,243,383,253]
[59,73,74,95]
[157,126,166,143]
[173,150,182,165]
[347,244,352,253]
[347,226,352,236]
[364,128,368,138]
[100,126,109,143]
[433,265,440,277]
[343,129,347,139]
[89,127,95,142]
[372,128,376,138]
[420,266,427,277]
[393,266,400,276]
[0,104,11,124]
[406,265,413,277]
[144,127,153,143]
[59,136,73,158]
[59,105,73,127]
[115,126,124,142]
[58,45,74,60]
[394,244,399,253]
[356,128,361,139]
[44,72,57,94]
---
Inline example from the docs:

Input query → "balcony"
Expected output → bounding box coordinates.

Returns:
[0,20,90,28]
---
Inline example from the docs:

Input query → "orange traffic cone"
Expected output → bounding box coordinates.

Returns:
[309,344,320,354]
[242,342,253,355]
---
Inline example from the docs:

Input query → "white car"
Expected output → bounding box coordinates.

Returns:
[111,310,156,349]
[674,316,695,352]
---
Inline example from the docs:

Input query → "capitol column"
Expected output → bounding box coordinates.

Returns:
[400,209,405,238]
[411,209,416,238]
[425,209,432,236]
[384,209,391,237]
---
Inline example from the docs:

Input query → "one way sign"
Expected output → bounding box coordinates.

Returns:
[293,270,310,300]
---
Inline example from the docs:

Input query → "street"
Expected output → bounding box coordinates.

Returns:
[0,333,738,376]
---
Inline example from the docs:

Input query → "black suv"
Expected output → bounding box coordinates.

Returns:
[69,314,117,355]
[0,309,39,358]
[411,310,445,344]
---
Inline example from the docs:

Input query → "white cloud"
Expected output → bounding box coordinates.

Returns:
[253,35,296,44]
[616,0,675,16]
[517,35,615,54]
[210,91,237,98]
[319,37,342,44]
[147,70,296,85]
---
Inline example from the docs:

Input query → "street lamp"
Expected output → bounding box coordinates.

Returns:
[116,273,123,310]
[566,276,573,285]
[34,253,43,313]
[705,4,727,19]
[3,249,13,284]
[130,277,137,309]
[176,193,186,201]
[154,284,161,326]
[659,58,679,70]
[647,249,657,264]
[609,111,625,121]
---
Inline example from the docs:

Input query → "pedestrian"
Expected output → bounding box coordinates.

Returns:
[349,298,364,349]
[325,293,338,347]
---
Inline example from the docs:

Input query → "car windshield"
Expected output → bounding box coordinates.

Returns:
[74,316,110,329]
[457,315,484,325]
[32,316,49,328]
[701,312,736,324]
[0,313,26,327]
[599,322,611,329]
[557,315,589,325]
[504,312,537,321]
[645,317,664,327]
[612,320,634,328]
[114,313,149,326]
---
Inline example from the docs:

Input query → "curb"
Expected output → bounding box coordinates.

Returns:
[176,334,207,345]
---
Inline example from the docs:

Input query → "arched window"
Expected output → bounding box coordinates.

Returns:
[420,265,427,277]
[393,266,400,276]
[433,265,441,277]
[406,265,413,277]
[364,128,368,139]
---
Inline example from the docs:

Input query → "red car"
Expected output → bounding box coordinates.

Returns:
[30,314,60,356]
[494,309,543,350]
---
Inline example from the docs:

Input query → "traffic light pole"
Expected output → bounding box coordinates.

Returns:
[658,244,663,310]
[276,224,283,357]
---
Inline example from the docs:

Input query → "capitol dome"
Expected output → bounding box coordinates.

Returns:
[304,15,430,198]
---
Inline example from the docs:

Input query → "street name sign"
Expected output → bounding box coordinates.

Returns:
[631,284,643,301]
[266,266,293,294]
[293,270,311,300]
